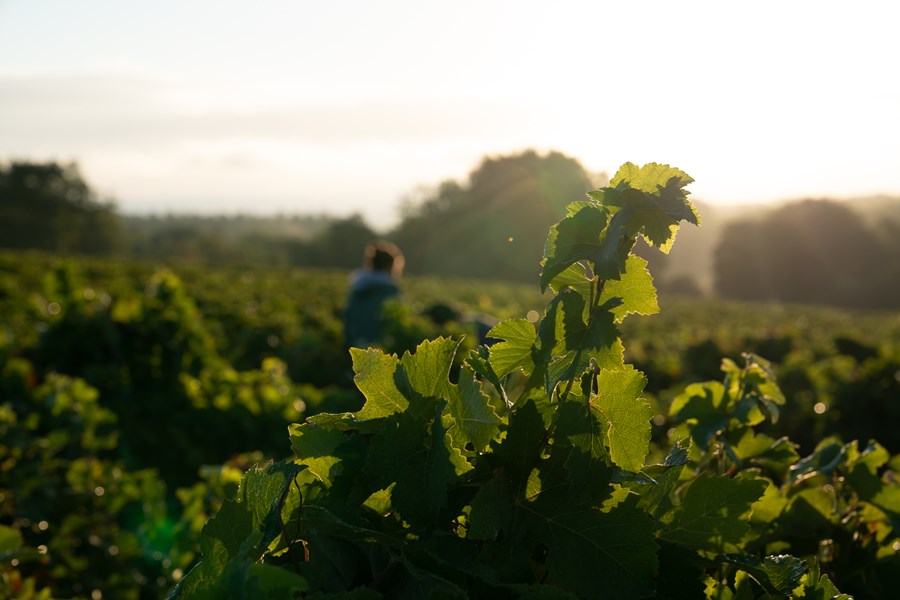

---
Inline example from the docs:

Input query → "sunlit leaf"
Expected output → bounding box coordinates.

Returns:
[540,202,610,291]
[598,255,659,322]
[533,289,624,397]
[401,337,459,399]
[722,554,807,597]
[289,423,346,487]
[351,348,408,420]
[607,162,699,252]
[447,366,502,452]
[591,368,652,473]
[488,318,537,378]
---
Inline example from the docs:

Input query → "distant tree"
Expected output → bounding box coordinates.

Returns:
[868,218,900,303]
[292,214,377,270]
[713,199,891,309]
[0,161,123,255]
[391,150,595,281]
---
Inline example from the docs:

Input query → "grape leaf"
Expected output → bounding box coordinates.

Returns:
[295,523,388,593]
[660,473,767,553]
[725,429,799,473]
[289,423,346,487]
[240,462,304,536]
[591,368,652,473]
[395,557,471,600]
[401,337,459,399]
[608,162,694,194]
[175,462,304,596]
[362,483,394,516]
[722,554,807,597]
[532,289,624,398]
[655,540,708,600]
[598,255,659,323]
[748,479,788,527]
[845,441,900,502]
[540,202,609,292]
[723,354,785,424]
[487,318,537,378]
[351,348,408,420]
[246,563,310,597]
[446,366,502,452]
[548,255,657,324]
[845,441,891,501]
[553,389,615,503]
[632,440,691,519]
[668,381,730,450]
[871,483,900,521]
[796,561,852,600]
[492,399,547,491]
[542,164,695,289]
[779,488,839,532]
[172,560,310,599]
[606,162,699,253]
[520,494,658,598]
[789,440,851,484]
[555,389,608,464]
[588,203,638,280]
[365,398,468,528]
[299,504,401,548]
[465,344,510,409]
[546,261,593,297]
[467,476,516,541]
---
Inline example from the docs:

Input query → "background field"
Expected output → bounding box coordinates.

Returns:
[2,249,899,597]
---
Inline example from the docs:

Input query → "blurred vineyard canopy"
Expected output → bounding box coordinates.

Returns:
[2,155,900,309]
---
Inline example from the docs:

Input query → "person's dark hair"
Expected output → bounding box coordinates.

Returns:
[364,240,404,277]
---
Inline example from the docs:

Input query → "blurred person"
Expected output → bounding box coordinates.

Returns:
[344,240,404,349]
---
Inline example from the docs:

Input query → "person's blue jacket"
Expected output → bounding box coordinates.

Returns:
[343,270,399,348]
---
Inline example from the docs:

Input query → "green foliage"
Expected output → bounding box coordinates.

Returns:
[170,461,307,598]
[29,267,309,487]
[3,163,900,597]
[0,365,178,598]
[171,162,862,598]
[667,354,900,598]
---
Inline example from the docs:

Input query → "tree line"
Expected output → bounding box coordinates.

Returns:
[2,156,899,310]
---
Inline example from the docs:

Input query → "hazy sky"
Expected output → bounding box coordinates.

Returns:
[1,0,898,228]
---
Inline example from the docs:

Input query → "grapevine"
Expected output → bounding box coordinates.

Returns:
[167,163,886,598]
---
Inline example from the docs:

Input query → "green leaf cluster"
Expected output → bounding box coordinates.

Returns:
[169,163,872,598]
[0,365,178,598]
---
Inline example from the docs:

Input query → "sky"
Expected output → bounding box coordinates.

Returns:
[1,0,898,229]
